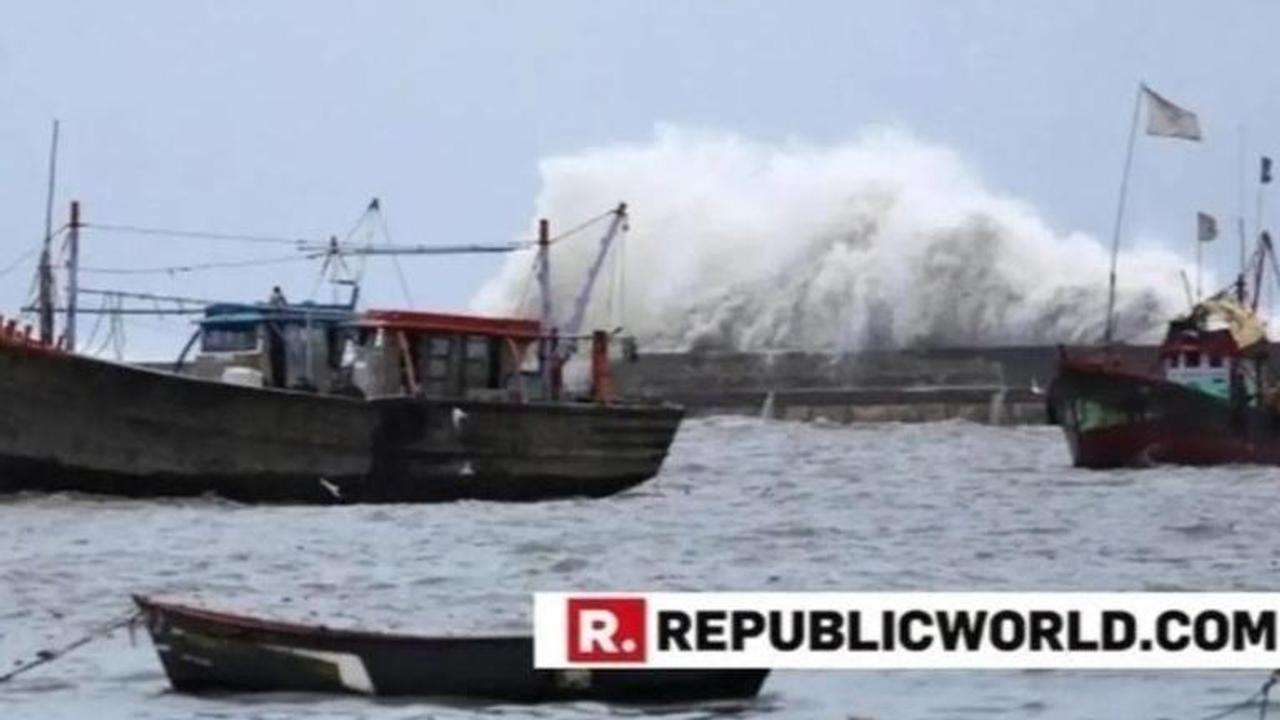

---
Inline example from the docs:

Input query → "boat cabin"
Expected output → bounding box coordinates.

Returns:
[343,310,622,403]
[188,302,355,391]
[186,302,621,404]
[1160,330,1234,399]
[344,309,542,401]
[1159,297,1266,400]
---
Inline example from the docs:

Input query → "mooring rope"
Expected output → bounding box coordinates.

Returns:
[0,610,141,684]
[1193,670,1279,720]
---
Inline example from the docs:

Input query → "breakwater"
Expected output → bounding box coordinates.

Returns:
[614,345,1157,425]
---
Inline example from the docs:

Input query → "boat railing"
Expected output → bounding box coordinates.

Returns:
[0,315,62,354]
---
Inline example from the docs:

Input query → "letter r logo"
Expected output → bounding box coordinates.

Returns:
[567,597,646,663]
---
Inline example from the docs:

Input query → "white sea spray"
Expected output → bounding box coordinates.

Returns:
[473,126,1195,351]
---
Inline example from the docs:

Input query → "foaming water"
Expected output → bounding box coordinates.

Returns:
[472,127,1196,351]
[2,418,1279,719]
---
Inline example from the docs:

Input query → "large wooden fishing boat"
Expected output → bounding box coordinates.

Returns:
[134,595,770,703]
[0,202,682,503]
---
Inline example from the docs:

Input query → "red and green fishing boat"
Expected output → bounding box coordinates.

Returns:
[1051,291,1280,468]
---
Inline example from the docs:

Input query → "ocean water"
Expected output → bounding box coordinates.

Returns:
[2,417,1279,719]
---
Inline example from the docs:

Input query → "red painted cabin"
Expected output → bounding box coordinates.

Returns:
[347,310,616,404]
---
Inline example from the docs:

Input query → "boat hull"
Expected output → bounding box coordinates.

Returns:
[0,342,682,503]
[134,596,769,703]
[1050,351,1280,468]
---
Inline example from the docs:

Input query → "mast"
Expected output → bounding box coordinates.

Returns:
[65,200,80,351]
[558,203,628,357]
[38,120,60,345]
[1238,126,1248,276]
[537,218,552,392]
[1251,231,1270,313]
[1257,157,1274,316]
[1195,225,1202,301]
[1103,86,1144,345]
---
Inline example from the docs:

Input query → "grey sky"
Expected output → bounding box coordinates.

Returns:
[2,1,1276,356]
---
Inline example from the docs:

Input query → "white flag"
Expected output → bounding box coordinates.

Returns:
[1143,85,1201,141]
[1196,212,1217,242]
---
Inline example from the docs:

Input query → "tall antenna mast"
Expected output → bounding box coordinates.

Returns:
[38,120,60,345]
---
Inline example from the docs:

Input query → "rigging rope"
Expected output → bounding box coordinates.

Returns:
[0,610,140,684]
[78,288,229,306]
[504,205,629,321]
[515,253,537,315]
[375,208,415,308]
[112,300,126,360]
[79,253,311,276]
[93,295,122,358]
[80,292,110,353]
[348,208,378,298]
[21,268,39,322]
[546,207,617,245]
[0,248,38,281]
[82,222,313,247]
[305,200,381,303]
[12,225,70,319]
[20,204,622,347]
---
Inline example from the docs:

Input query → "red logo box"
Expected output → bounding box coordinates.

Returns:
[567,597,647,663]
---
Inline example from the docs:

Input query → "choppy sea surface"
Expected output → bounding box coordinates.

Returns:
[3,417,1280,719]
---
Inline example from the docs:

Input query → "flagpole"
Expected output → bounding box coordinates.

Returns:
[1238,126,1248,276]
[1196,229,1202,300]
[1104,84,1144,345]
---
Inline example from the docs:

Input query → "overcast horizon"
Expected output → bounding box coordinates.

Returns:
[4,1,1278,357]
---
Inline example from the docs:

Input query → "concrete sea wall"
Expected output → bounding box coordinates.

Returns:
[613,345,1158,425]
